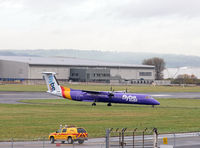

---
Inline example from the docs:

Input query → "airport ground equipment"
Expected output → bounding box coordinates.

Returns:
[48,125,88,144]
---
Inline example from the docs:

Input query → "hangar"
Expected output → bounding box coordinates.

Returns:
[0,56,155,84]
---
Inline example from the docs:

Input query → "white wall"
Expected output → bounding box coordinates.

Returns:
[0,60,29,79]
[29,65,70,79]
[110,67,155,80]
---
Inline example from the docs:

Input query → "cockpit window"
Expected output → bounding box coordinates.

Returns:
[145,96,152,99]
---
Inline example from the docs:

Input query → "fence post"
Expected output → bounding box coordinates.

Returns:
[121,128,127,148]
[142,128,147,148]
[43,137,45,148]
[115,128,121,146]
[142,131,144,148]
[106,129,110,148]
[153,128,158,148]
[11,138,13,148]
[122,129,124,148]
[133,128,137,148]
[174,133,176,147]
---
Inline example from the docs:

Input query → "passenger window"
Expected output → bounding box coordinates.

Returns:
[62,129,67,133]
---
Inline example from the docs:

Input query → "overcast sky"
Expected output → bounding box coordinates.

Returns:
[0,0,200,56]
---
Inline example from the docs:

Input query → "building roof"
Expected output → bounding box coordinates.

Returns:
[0,56,154,69]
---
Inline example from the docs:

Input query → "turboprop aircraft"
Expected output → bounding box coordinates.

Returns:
[42,72,160,106]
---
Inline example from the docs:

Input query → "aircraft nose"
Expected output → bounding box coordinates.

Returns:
[153,99,160,105]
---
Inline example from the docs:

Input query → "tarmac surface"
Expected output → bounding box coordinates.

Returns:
[0,91,200,104]
[0,91,59,104]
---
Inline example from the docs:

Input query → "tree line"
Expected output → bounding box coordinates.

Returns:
[142,57,199,84]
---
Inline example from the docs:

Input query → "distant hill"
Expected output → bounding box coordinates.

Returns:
[0,49,199,68]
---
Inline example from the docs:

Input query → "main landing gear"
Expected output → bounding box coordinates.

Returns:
[92,102,96,106]
[107,103,112,106]
[92,102,112,106]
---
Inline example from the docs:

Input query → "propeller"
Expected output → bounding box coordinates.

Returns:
[110,86,114,92]
[108,87,114,103]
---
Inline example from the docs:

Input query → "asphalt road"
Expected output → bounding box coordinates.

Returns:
[0,91,200,104]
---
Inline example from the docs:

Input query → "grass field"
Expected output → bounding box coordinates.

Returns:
[0,84,200,92]
[1,98,200,140]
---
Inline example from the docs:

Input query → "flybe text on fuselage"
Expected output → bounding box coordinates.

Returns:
[48,75,55,92]
[122,94,138,102]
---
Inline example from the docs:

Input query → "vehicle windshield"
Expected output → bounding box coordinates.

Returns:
[56,129,61,133]
[77,128,86,133]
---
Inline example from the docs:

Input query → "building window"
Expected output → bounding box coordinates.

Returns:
[139,72,152,76]
[71,73,79,77]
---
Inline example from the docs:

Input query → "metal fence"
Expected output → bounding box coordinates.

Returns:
[106,128,158,148]
[1,132,200,148]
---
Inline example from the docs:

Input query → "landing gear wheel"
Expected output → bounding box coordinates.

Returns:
[107,103,112,106]
[78,139,84,144]
[50,137,54,144]
[67,137,74,144]
[92,102,96,106]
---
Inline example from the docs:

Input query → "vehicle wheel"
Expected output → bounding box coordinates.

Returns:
[61,141,65,144]
[50,137,54,144]
[78,140,84,144]
[67,137,74,144]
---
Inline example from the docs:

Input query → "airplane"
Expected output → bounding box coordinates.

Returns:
[42,72,160,107]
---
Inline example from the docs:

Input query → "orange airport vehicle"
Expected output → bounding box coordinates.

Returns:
[49,125,88,144]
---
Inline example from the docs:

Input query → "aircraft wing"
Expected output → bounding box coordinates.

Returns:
[82,90,114,97]
[82,90,103,94]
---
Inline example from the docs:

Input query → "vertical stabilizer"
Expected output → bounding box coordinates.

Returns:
[42,72,62,97]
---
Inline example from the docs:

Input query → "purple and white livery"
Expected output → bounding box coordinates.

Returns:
[43,72,160,106]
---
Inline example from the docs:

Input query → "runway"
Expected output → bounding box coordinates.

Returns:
[0,91,200,104]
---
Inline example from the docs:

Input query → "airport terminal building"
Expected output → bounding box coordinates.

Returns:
[0,56,155,84]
